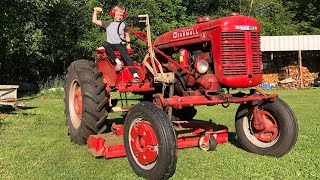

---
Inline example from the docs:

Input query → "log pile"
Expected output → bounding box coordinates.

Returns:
[261,65,319,89]
[301,67,319,88]
[277,65,301,89]
[262,66,279,85]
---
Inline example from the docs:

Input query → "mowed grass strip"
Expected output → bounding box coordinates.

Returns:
[0,89,319,179]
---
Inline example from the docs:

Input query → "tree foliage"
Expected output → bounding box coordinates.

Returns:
[0,0,319,88]
[288,0,320,34]
[251,0,299,35]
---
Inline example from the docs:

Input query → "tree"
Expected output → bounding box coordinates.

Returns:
[250,0,298,36]
[0,0,318,88]
[288,0,320,34]
[0,0,101,86]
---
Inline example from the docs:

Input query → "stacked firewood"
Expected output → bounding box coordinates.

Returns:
[261,65,318,89]
[277,65,301,89]
[262,66,279,86]
[301,67,319,87]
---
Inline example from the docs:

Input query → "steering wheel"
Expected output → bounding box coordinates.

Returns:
[117,16,140,44]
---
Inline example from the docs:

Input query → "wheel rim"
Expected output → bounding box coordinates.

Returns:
[199,136,209,151]
[69,80,82,129]
[128,118,158,170]
[253,110,278,142]
[243,109,279,148]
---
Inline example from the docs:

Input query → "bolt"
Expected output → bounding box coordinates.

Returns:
[256,122,265,130]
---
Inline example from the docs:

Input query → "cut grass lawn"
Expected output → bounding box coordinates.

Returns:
[1,89,320,179]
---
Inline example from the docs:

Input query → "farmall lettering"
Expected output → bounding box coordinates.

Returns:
[173,28,199,39]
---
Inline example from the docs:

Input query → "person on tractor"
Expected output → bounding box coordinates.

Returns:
[92,6,139,83]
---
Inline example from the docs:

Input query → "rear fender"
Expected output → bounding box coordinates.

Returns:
[97,59,116,87]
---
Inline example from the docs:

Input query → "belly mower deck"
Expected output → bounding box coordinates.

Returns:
[87,120,228,159]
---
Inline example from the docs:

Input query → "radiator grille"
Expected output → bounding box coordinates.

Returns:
[221,32,262,76]
[252,54,262,74]
[251,32,261,52]
[221,32,246,76]
[251,32,262,74]
[221,32,246,52]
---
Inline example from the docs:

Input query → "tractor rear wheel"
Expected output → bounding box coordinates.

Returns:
[124,101,177,180]
[64,60,109,145]
[235,98,298,157]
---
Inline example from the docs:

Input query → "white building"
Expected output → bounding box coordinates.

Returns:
[260,35,320,87]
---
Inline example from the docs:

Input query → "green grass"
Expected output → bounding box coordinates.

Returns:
[1,89,320,179]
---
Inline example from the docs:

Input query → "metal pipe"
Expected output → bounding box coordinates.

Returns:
[168,83,174,120]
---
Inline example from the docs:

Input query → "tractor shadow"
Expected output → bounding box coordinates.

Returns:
[228,132,245,150]
[104,117,125,133]
[188,118,245,150]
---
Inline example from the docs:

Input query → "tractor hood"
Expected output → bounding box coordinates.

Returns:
[154,15,260,50]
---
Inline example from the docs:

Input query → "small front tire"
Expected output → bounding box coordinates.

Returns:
[198,135,217,151]
[235,98,298,157]
[124,101,177,180]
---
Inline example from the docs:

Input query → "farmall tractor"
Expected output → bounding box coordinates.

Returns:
[64,14,298,179]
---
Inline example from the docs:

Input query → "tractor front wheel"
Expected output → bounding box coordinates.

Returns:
[124,101,177,180]
[235,98,298,157]
[64,60,109,145]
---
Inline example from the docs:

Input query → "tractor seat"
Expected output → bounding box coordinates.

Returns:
[95,47,134,57]
[114,48,134,57]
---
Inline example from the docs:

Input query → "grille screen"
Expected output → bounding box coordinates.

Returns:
[221,32,262,76]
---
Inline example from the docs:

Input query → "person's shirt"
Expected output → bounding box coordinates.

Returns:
[102,20,128,45]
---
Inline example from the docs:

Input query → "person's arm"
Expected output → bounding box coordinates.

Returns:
[125,32,131,49]
[92,7,103,26]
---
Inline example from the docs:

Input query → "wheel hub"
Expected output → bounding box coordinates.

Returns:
[130,121,158,165]
[253,110,278,142]
[74,88,82,118]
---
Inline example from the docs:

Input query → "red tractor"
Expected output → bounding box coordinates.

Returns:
[64,14,298,179]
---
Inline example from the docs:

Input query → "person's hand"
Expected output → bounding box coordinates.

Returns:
[94,7,103,13]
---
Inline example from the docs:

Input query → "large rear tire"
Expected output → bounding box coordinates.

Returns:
[235,98,298,157]
[124,102,177,180]
[64,60,109,145]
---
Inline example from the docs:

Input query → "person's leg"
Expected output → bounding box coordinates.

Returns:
[113,44,138,76]
[104,42,123,71]
[113,44,133,66]
[103,42,117,61]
